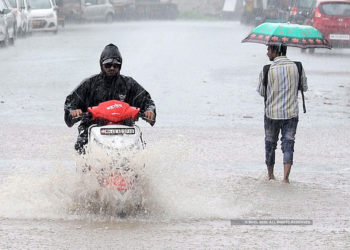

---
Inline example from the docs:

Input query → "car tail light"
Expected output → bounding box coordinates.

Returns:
[314,8,322,18]
[291,7,298,16]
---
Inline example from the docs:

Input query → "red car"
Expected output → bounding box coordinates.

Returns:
[309,0,350,48]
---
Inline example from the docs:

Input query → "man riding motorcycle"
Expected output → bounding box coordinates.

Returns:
[64,43,156,153]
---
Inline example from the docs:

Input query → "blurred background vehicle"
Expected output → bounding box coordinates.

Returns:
[0,0,15,46]
[259,0,292,24]
[288,0,315,24]
[82,0,115,22]
[30,0,58,33]
[60,0,115,23]
[7,0,32,36]
[132,0,178,20]
[308,0,350,48]
[61,0,177,22]
[240,0,292,25]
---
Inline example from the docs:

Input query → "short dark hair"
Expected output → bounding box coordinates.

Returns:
[268,44,287,56]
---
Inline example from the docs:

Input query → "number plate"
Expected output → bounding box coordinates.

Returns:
[100,128,135,135]
[329,34,350,40]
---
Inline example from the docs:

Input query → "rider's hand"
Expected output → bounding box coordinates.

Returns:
[71,109,83,118]
[144,110,155,124]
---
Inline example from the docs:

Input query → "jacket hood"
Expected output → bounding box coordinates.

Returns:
[100,43,123,72]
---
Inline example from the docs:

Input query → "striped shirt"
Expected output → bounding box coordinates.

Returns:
[257,56,308,120]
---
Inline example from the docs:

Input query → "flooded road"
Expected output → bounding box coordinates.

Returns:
[0,21,350,249]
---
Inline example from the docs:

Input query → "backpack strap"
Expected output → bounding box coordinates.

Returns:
[263,64,271,103]
[294,61,306,113]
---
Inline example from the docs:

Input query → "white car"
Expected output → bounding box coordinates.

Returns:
[7,0,31,36]
[61,0,116,22]
[82,0,115,22]
[30,0,58,33]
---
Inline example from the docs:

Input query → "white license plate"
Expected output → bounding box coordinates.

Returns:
[329,34,350,40]
[100,128,135,135]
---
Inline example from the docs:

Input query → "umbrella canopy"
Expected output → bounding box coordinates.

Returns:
[242,22,331,49]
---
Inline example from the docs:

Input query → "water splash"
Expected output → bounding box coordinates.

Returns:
[0,134,245,221]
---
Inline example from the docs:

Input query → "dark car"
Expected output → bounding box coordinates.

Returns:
[289,0,316,24]
[0,0,15,46]
[252,0,292,25]
[309,0,350,48]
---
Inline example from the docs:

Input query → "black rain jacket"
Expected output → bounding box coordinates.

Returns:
[64,44,156,139]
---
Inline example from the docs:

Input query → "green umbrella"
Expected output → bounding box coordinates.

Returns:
[242,22,331,49]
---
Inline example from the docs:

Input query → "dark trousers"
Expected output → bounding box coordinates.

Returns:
[75,128,88,154]
[264,116,299,166]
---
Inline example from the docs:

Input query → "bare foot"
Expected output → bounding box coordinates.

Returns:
[283,163,292,183]
[267,166,274,180]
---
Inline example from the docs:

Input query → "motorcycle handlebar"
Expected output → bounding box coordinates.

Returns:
[139,112,155,126]
[71,112,92,123]
[71,111,154,126]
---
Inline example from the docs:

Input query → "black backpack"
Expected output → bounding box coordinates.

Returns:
[263,61,306,113]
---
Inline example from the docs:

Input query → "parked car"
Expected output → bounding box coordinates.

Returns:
[82,0,115,22]
[7,0,32,35]
[308,0,350,48]
[61,0,115,22]
[289,0,316,24]
[0,0,15,46]
[29,0,58,33]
